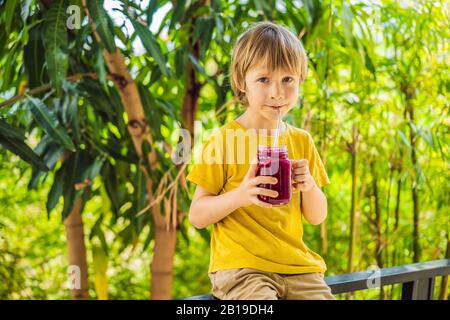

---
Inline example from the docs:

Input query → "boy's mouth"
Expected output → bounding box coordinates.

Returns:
[267,104,286,110]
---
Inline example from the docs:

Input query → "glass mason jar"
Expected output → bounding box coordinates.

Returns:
[256,145,292,206]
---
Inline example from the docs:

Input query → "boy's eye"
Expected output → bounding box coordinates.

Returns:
[258,77,269,83]
[257,77,295,83]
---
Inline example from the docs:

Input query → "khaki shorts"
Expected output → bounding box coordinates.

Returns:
[209,268,336,300]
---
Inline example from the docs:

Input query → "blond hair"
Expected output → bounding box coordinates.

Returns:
[230,22,308,106]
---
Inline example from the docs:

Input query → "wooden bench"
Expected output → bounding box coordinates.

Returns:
[180,259,450,300]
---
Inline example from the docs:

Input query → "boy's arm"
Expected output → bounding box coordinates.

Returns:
[301,184,328,225]
[188,186,244,229]
[291,159,328,225]
[188,161,278,229]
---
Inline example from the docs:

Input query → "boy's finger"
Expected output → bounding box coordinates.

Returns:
[245,157,259,179]
[252,188,279,198]
[293,167,308,175]
[291,159,308,168]
[254,198,273,209]
[252,175,278,186]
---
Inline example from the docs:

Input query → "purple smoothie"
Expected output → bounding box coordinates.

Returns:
[256,145,292,206]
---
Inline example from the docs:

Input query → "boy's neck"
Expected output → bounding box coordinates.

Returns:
[236,110,286,135]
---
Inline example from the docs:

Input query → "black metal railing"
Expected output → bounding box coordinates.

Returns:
[181,259,450,300]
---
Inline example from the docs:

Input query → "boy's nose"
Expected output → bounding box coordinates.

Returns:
[269,83,284,100]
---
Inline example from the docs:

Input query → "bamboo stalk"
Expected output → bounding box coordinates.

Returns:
[348,125,358,273]
[403,84,421,263]
[438,232,449,300]
[371,161,385,299]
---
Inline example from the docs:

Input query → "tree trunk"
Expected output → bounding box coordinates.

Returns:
[392,175,402,265]
[403,84,420,263]
[82,1,178,299]
[151,225,177,299]
[384,166,393,267]
[438,232,449,300]
[390,175,402,299]
[384,165,393,297]
[371,161,386,299]
[319,138,328,258]
[64,198,89,299]
[40,0,90,302]
[348,125,358,273]
[181,41,201,142]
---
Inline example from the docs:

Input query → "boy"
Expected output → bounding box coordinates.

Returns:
[186,22,335,300]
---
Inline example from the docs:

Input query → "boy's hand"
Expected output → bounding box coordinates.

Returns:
[236,158,279,208]
[291,159,316,192]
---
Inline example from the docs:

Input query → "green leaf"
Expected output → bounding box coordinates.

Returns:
[137,83,154,121]
[192,17,208,44]
[28,135,64,189]
[188,53,207,76]
[85,159,104,180]
[28,144,64,189]
[130,19,170,77]
[156,99,176,120]
[398,129,411,149]
[86,0,116,53]
[342,3,354,47]
[134,169,147,213]
[141,140,153,176]
[113,26,128,46]
[362,44,376,76]
[0,118,25,140]
[175,45,188,77]
[78,79,117,122]
[211,0,222,12]
[27,95,76,151]
[24,24,48,89]
[94,43,108,89]
[46,164,65,216]
[149,66,162,84]
[142,225,154,252]
[199,18,214,59]
[0,136,49,171]
[43,0,68,93]
[214,14,224,43]
[67,95,81,145]
[169,0,186,29]
[102,163,121,217]
[5,0,19,34]
[137,83,163,141]
[146,0,158,25]
[62,152,80,220]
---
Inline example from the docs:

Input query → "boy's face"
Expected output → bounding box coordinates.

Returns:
[241,61,300,121]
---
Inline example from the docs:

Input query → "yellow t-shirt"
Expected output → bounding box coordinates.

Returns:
[186,119,330,274]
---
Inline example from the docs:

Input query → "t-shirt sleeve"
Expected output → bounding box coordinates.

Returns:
[186,131,226,195]
[306,132,330,188]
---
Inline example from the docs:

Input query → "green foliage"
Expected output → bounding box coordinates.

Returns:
[0,118,49,171]
[86,0,116,53]
[43,0,69,93]
[23,24,48,89]
[27,95,75,151]
[0,0,448,300]
[130,18,171,77]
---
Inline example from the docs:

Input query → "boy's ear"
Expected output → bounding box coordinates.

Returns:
[236,80,246,93]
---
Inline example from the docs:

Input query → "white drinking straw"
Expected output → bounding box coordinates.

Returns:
[273,108,281,147]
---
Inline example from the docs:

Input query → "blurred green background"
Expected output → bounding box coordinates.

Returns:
[0,0,448,299]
